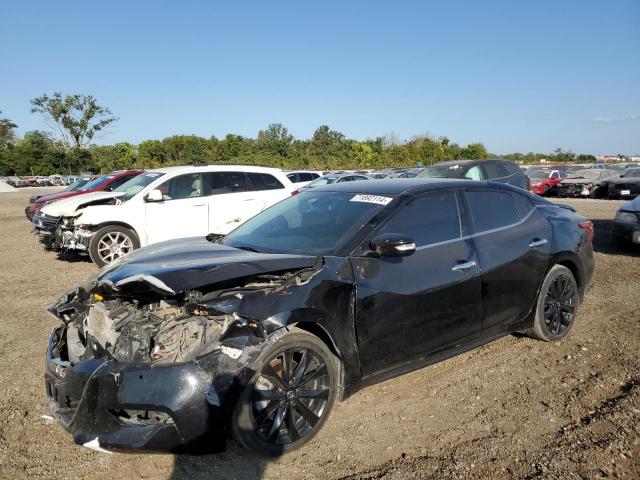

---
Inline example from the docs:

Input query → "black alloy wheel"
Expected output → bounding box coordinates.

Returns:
[527,264,579,341]
[231,329,338,456]
[542,273,577,336]
[252,347,330,445]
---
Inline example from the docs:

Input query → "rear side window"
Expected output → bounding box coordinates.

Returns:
[512,192,535,219]
[299,172,318,181]
[248,173,284,191]
[377,191,461,247]
[482,162,506,179]
[501,162,519,175]
[465,166,485,181]
[466,190,518,232]
[205,172,248,195]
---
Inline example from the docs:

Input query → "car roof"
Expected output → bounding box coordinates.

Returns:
[430,158,514,168]
[146,165,284,175]
[311,178,524,196]
[321,173,369,179]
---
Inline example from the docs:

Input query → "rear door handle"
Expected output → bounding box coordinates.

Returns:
[529,238,548,248]
[452,260,477,272]
[192,203,205,207]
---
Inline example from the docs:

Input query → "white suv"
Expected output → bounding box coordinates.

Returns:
[38,165,297,266]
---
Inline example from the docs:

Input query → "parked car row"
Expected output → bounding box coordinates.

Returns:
[525,165,640,200]
[1,174,87,187]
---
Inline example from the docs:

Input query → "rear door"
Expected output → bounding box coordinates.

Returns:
[246,172,290,211]
[353,190,482,376]
[464,188,551,333]
[205,171,259,234]
[144,173,208,243]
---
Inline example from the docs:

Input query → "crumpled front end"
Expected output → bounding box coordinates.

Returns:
[557,181,592,197]
[44,260,323,452]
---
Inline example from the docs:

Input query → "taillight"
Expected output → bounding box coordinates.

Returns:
[291,189,299,196]
[578,220,594,242]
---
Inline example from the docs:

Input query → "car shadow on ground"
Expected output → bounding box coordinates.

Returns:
[56,251,93,263]
[591,219,639,257]
[170,441,271,480]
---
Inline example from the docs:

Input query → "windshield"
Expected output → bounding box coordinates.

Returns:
[622,169,640,178]
[114,172,165,201]
[567,169,600,179]
[527,170,551,179]
[223,191,392,255]
[78,175,113,191]
[306,176,337,188]
[65,178,90,191]
[417,164,465,179]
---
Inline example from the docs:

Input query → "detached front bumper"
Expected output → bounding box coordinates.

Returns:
[613,220,640,244]
[45,327,231,453]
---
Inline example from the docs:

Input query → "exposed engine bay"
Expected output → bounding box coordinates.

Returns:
[50,267,320,366]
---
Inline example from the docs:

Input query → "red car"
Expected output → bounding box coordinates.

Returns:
[25,170,143,220]
[528,169,564,196]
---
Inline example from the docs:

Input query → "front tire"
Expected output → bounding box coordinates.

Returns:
[231,328,340,456]
[88,225,139,267]
[526,265,579,342]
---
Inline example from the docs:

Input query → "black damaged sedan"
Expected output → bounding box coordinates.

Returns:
[46,179,595,456]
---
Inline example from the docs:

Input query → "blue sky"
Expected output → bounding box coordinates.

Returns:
[1,0,638,154]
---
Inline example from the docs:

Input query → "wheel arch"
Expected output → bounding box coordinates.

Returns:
[92,221,141,243]
[548,253,585,300]
[284,321,346,402]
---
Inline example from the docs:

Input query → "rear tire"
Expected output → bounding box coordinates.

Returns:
[526,265,579,342]
[231,328,339,457]
[88,225,139,267]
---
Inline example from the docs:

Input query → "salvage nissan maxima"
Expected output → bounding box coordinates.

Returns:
[45,179,594,456]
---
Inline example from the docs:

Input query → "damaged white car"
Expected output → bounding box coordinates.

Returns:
[33,166,298,266]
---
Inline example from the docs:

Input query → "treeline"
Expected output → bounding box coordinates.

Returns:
[0,122,596,176]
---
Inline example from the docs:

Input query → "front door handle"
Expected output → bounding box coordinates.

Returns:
[192,203,205,207]
[529,238,548,248]
[452,260,477,272]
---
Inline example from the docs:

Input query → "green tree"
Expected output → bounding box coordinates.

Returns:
[30,92,118,149]
[89,143,137,172]
[257,123,294,158]
[138,140,168,168]
[0,111,18,146]
[461,142,488,159]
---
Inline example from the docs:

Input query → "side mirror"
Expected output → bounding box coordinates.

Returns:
[145,189,163,202]
[370,233,416,257]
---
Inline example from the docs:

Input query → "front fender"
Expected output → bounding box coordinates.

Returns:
[76,206,146,244]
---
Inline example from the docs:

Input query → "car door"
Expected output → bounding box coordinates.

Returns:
[464,188,551,333]
[246,172,290,211]
[144,173,209,244]
[352,190,482,377]
[205,171,260,234]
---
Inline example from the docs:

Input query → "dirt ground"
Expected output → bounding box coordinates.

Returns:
[0,188,638,480]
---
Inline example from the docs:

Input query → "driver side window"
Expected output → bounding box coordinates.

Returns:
[465,166,484,181]
[158,173,202,200]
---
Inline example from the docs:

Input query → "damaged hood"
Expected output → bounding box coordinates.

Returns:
[41,191,125,217]
[95,237,320,295]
